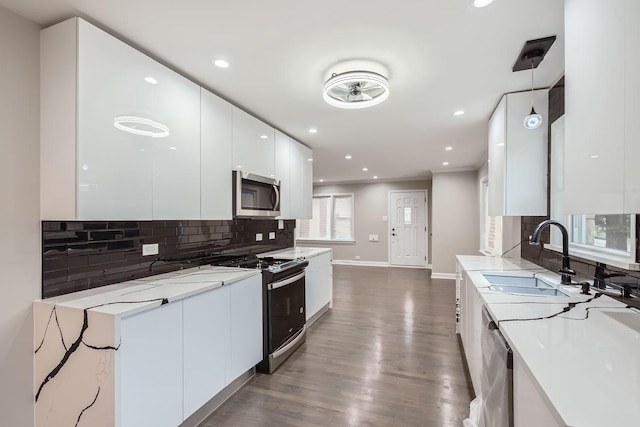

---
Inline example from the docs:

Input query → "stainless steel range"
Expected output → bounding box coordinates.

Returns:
[216,255,308,373]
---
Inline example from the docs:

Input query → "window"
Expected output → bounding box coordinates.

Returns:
[296,194,354,241]
[549,115,637,268]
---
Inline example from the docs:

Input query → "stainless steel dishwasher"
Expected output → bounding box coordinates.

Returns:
[479,306,513,427]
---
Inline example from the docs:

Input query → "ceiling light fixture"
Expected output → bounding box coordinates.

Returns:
[442,162,449,166]
[319,179,324,182]
[473,0,494,7]
[309,128,318,133]
[453,110,465,116]
[260,135,268,139]
[345,155,352,160]
[373,176,378,179]
[214,59,229,68]
[307,158,313,162]
[445,146,453,151]
[144,76,158,85]
[113,116,170,138]
[362,167,368,172]
[323,70,389,109]
[523,53,543,130]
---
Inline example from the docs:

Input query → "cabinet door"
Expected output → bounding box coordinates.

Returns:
[289,139,313,219]
[275,130,291,218]
[487,96,506,217]
[305,252,332,321]
[150,65,201,219]
[624,0,640,213]
[565,0,625,214]
[232,107,275,177]
[504,90,548,216]
[300,144,314,220]
[183,286,230,419]
[201,89,233,219]
[77,20,201,220]
[228,275,263,382]
[119,302,183,427]
[77,20,154,219]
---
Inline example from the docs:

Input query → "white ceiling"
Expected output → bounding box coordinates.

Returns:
[1,0,564,184]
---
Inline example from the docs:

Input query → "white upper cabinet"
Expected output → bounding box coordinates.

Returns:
[275,130,292,218]
[274,132,313,219]
[565,0,639,214]
[232,107,275,178]
[41,18,201,220]
[201,89,233,219]
[488,89,549,216]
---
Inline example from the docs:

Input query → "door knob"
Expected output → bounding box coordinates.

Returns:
[391,233,396,236]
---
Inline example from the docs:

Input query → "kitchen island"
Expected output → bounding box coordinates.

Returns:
[34,266,262,427]
[457,255,640,427]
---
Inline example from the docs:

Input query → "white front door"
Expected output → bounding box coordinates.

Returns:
[389,191,427,267]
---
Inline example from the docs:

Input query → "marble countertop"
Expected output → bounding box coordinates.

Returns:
[257,247,332,260]
[36,266,261,318]
[458,255,640,426]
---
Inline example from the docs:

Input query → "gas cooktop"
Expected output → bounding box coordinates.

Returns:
[213,255,307,273]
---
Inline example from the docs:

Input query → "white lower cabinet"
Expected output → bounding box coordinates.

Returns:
[513,357,562,427]
[229,274,263,381]
[305,252,333,322]
[182,286,231,419]
[120,301,184,427]
[461,270,483,394]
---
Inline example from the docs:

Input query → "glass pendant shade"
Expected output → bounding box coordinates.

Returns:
[523,107,542,130]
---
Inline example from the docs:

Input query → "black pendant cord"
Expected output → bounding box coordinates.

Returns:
[530,59,535,111]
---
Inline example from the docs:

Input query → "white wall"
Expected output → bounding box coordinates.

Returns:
[0,6,40,426]
[431,171,479,277]
[296,180,432,263]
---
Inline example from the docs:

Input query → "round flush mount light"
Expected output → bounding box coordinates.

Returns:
[144,76,158,85]
[213,59,229,68]
[453,110,465,116]
[113,116,169,138]
[309,128,318,133]
[345,155,352,160]
[323,70,389,109]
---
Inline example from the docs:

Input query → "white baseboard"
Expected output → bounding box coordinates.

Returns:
[332,260,389,267]
[430,272,456,280]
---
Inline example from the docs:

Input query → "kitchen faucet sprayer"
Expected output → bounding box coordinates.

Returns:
[529,220,575,285]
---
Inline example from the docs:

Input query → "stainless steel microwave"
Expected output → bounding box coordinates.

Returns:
[233,171,280,218]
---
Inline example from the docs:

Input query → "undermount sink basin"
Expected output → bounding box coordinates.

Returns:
[489,284,569,297]
[482,273,553,288]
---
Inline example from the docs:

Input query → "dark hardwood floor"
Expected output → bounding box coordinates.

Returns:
[200,265,474,427]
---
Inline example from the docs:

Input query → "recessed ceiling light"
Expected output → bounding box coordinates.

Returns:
[213,59,229,68]
[144,76,157,85]
[590,155,599,159]
[237,165,242,169]
[319,179,324,182]
[473,0,494,8]
[362,167,368,172]
[309,128,318,133]
[307,158,313,162]
[453,110,465,116]
[373,176,378,179]
[445,146,453,151]
[442,161,449,166]
[345,155,352,160]
[169,147,177,150]
[260,135,268,139]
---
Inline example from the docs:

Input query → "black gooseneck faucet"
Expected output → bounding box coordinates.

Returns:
[529,219,576,285]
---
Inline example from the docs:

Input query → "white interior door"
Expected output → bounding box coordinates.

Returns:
[389,191,427,267]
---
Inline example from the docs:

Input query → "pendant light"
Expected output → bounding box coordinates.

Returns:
[523,59,542,130]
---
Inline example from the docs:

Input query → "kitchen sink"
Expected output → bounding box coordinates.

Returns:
[489,284,569,297]
[482,273,553,288]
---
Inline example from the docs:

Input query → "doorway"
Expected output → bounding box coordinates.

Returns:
[389,190,428,267]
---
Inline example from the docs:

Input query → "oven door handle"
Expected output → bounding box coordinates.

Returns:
[268,271,305,290]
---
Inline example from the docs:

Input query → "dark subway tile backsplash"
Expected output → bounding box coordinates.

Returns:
[42,219,296,298]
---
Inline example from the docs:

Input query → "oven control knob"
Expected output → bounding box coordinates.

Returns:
[300,307,304,314]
